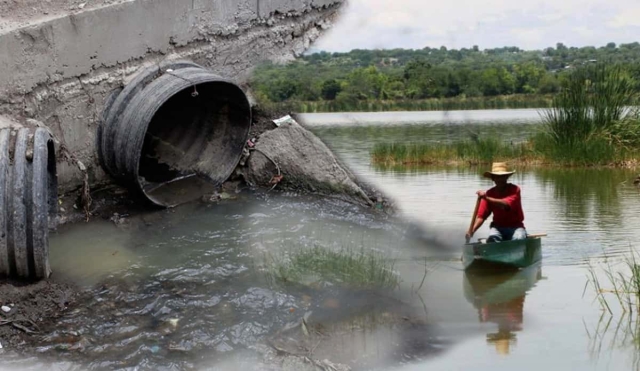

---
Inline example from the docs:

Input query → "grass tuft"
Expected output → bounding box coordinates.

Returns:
[264,245,399,290]
[371,139,534,166]
[585,249,640,354]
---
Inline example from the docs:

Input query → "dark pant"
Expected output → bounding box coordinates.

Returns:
[487,227,527,243]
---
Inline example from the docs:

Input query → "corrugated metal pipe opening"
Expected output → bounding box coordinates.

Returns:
[98,61,252,207]
[0,128,58,280]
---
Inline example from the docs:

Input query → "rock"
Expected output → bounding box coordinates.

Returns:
[243,122,372,206]
[1,306,10,313]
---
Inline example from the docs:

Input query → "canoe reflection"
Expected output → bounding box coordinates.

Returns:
[463,263,543,355]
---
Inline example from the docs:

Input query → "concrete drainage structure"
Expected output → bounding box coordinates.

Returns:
[0,0,344,194]
[98,61,251,207]
[0,0,345,279]
[0,126,58,280]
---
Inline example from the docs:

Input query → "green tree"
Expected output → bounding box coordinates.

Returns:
[321,79,342,100]
[513,62,545,93]
[343,66,388,99]
[403,59,433,98]
[538,73,561,94]
[268,78,298,101]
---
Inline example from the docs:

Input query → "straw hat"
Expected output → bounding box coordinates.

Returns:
[483,162,516,179]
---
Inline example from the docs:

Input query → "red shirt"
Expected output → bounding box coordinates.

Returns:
[477,184,525,228]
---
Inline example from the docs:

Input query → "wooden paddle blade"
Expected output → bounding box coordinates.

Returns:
[466,196,482,242]
[527,233,547,238]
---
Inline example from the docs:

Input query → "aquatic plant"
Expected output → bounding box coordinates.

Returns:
[264,245,399,289]
[530,132,623,167]
[586,250,640,315]
[370,128,640,168]
[539,63,640,155]
[371,139,534,166]
[585,250,640,366]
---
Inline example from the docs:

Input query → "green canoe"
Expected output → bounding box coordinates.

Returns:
[462,237,542,271]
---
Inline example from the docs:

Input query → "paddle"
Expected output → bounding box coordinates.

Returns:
[466,196,481,244]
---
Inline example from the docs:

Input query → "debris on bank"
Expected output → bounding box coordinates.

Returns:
[240,115,379,208]
[0,280,76,349]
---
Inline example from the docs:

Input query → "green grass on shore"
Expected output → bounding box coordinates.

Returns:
[371,134,640,168]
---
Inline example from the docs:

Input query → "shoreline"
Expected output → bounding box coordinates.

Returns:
[262,94,555,114]
[371,158,640,170]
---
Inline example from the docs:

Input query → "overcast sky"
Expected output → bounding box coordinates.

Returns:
[312,0,640,52]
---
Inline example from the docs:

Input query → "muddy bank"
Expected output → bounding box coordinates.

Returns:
[5,275,444,370]
[0,280,76,350]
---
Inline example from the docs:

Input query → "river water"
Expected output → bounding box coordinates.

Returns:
[3,109,640,370]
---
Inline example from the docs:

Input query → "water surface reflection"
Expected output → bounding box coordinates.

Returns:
[463,263,542,356]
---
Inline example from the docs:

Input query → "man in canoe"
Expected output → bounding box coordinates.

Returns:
[465,162,527,243]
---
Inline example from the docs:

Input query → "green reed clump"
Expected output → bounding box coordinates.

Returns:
[541,63,639,146]
[265,245,399,289]
[606,112,640,149]
[530,132,622,166]
[372,138,533,165]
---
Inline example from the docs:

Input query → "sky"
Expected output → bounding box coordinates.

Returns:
[312,0,640,52]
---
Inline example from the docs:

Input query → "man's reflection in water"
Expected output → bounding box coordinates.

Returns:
[481,295,523,355]
[463,264,542,356]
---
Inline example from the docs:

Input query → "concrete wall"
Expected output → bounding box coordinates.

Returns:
[0,0,343,192]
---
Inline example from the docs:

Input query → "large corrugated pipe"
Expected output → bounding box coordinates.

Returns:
[0,128,58,280]
[97,61,252,207]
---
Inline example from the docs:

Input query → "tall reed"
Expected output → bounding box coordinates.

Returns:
[541,64,637,146]
[585,249,640,358]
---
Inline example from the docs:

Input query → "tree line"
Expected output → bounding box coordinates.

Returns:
[250,42,640,110]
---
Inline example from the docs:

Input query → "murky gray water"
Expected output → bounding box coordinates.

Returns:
[3,109,640,370]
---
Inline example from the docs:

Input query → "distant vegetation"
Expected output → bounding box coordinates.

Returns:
[371,63,640,167]
[251,42,640,112]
